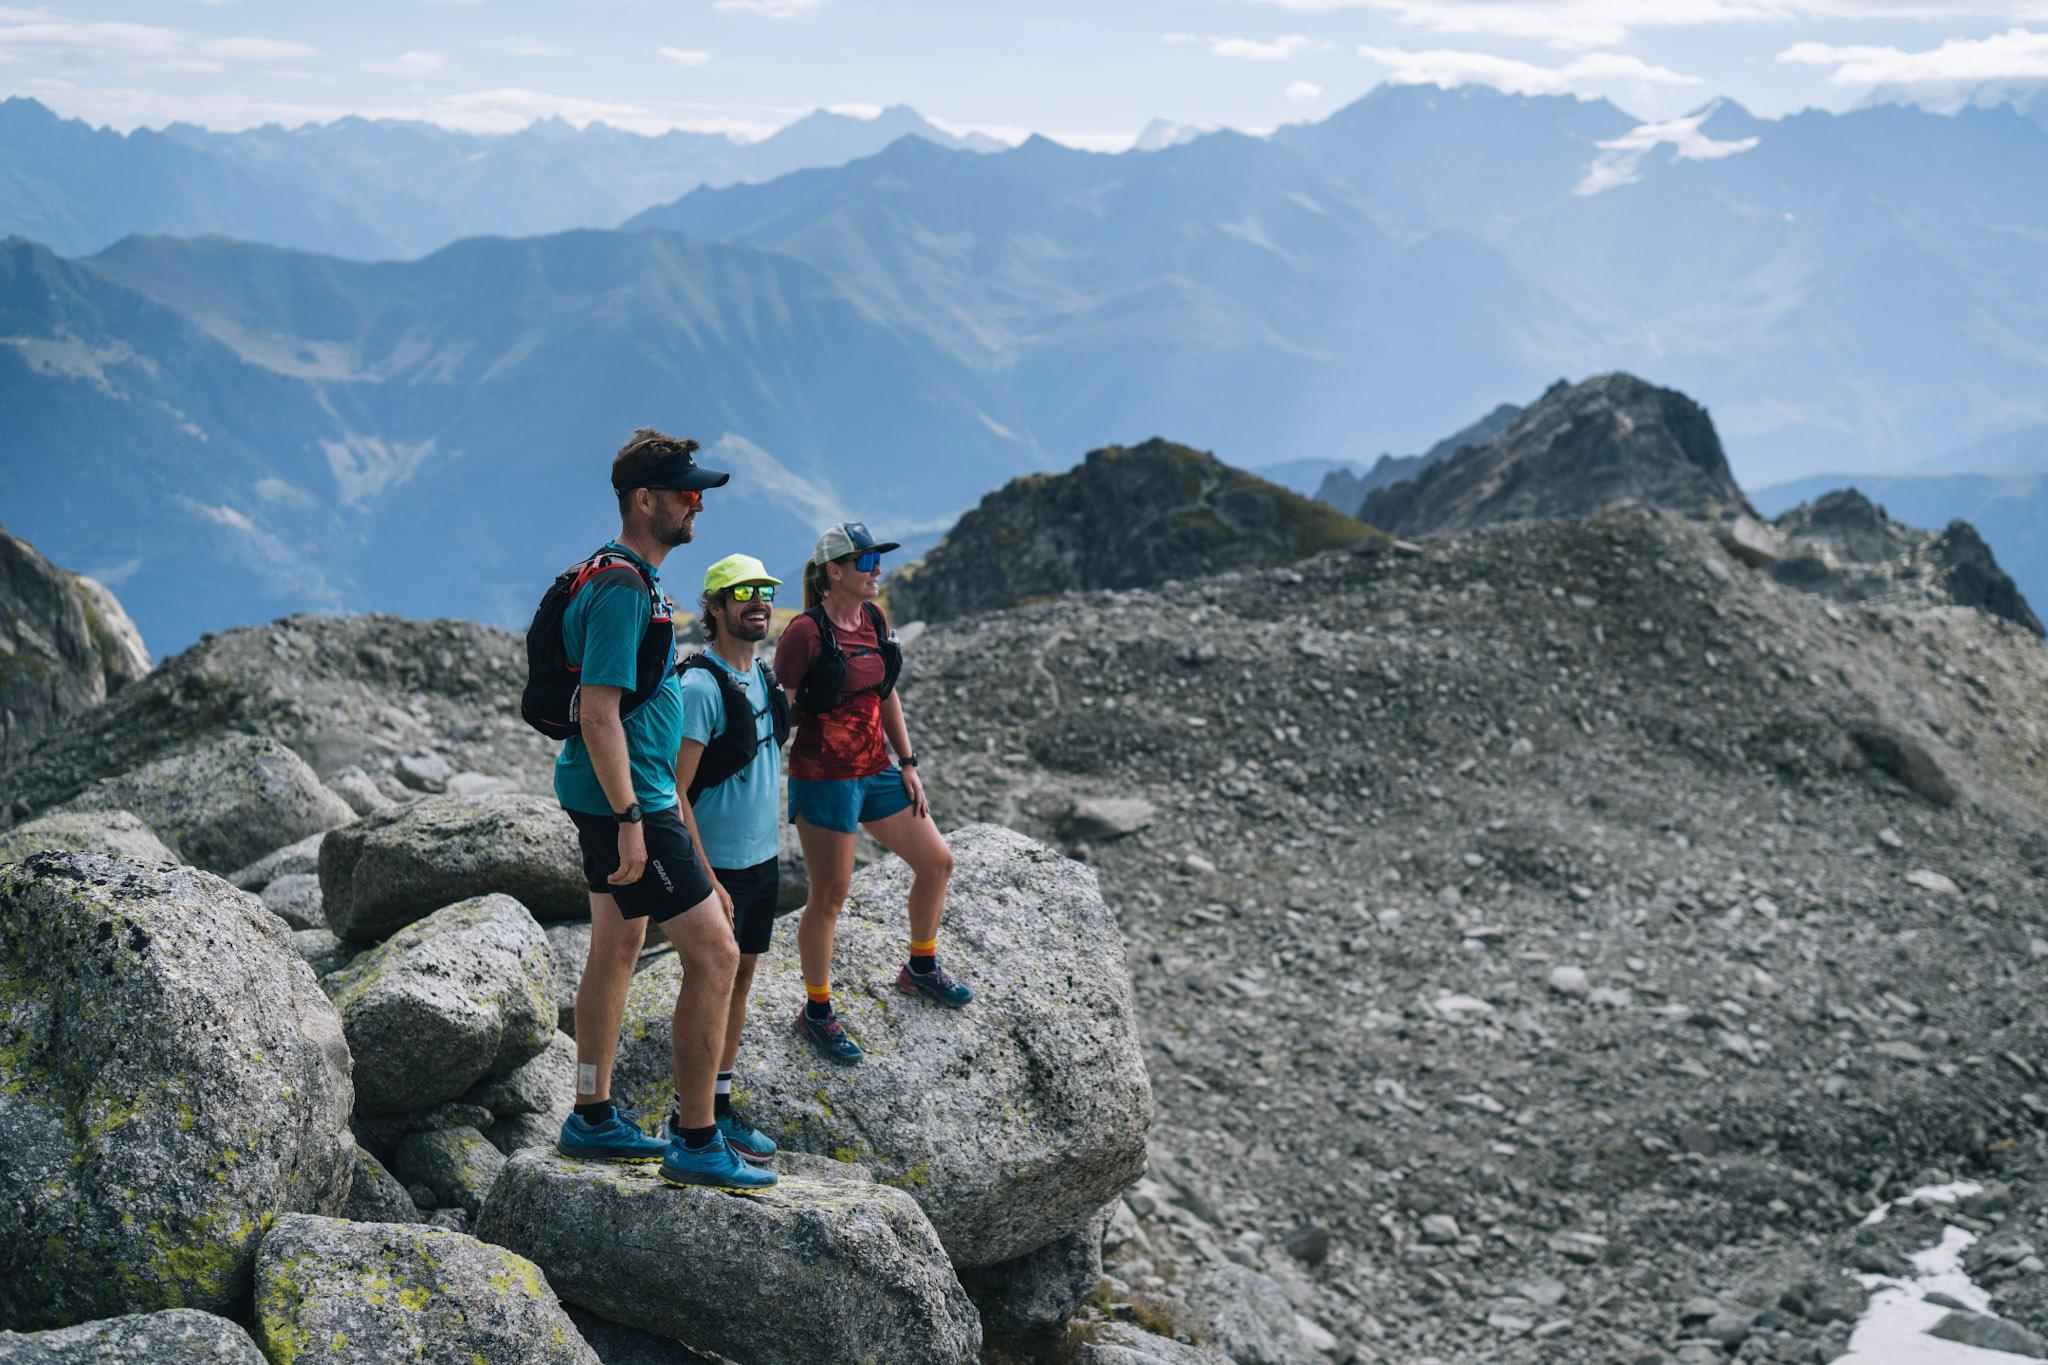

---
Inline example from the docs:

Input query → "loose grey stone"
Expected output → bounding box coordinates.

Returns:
[262,873,325,930]
[1850,725,1958,806]
[291,929,352,977]
[326,765,392,816]
[254,1213,598,1365]
[341,1147,421,1224]
[0,854,354,1328]
[1182,1262,1326,1365]
[476,1151,980,1365]
[227,831,327,891]
[1074,1321,1233,1365]
[487,1111,563,1159]
[320,794,586,942]
[0,810,175,866]
[1062,797,1157,842]
[1547,965,1591,997]
[963,1203,1114,1334]
[468,1031,577,1119]
[1421,1214,1461,1243]
[0,1309,265,1363]
[55,735,353,873]
[325,893,555,1116]
[1927,1310,2047,1357]
[397,751,455,792]
[610,824,1153,1268]
[394,1126,507,1220]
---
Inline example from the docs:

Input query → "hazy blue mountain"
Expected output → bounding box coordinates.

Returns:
[1750,472,2047,629]
[1249,457,1369,498]
[5,99,1000,260]
[0,97,387,258]
[2,230,1030,651]
[1313,400,1522,515]
[628,131,1579,462]
[1915,422,2048,474]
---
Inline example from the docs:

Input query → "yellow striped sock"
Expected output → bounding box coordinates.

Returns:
[805,982,832,1005]
[909,938,937,955]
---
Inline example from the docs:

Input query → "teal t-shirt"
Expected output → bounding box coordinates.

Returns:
[552,543,685,816]
[678,651,782,870]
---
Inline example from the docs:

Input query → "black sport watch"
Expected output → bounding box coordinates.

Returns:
[899,753,919,769]
[615,802,644,825]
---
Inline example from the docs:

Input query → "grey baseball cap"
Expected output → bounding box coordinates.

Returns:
[811,521,901,565]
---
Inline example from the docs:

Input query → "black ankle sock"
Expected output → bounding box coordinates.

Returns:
[715,1091,732,1117]
[574,1099,614,1125]
[678,1123,718,1151]
[910,954,936,975]
[805,998,834,1020]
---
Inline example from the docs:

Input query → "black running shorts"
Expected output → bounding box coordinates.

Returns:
[566,806,715,923]
[713,857,780,956]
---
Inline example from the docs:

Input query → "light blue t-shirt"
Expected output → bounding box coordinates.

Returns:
[552,543,685,816]
[678,650,782,870]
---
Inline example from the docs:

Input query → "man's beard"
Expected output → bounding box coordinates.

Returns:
[724,609,770,642]
[654,507,695,547]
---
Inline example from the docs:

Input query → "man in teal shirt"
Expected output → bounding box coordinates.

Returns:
[552,429,774,1193]
[672,553,788,1164]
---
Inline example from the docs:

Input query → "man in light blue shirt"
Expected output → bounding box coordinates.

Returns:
[672,553,790,1163]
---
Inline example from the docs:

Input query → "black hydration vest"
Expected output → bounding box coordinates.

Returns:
[520,548,675,742]
[793,602,901,716]
[679,654,790,803]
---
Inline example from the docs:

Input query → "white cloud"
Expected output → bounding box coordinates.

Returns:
[1358,43,1706,97]
[361,50,445,75]
[1162,31,1202,44]
[1575,101,1761,193]
[1211,33,1325,59]
[659,46,711,66]
[1777,27,2048,84]
[1285,78,1326,103]
[713,0,825,16]
[0,13,312,64]
[479,37,559,58]
[1247,0,2048,50]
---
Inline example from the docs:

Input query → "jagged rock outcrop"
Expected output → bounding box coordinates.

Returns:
[228,831,326,890]
[0,1309,267,1362]
[610,823,1152,1268]
[1770,488,2043,636]
[0,527,150,770]
[320,794,588,942]
[54,734,354,873]
[0,854,354,1329]
[254,1214,599,1365]
[0,613,552,826]
[1359,373,1750,536]
[476,1152,981,1364]
[1312,400,1523,516]
[963,1203,1116,1334]
[325,893,555,1116]
[889,440,1377,622]
[0,809,174,865]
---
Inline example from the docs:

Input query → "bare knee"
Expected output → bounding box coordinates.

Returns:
[732,954,759,994]
[919,843,956,883]
[805,884,849,918]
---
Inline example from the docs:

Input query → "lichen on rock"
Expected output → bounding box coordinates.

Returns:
[610,823,1152,1269]
[0,1308,266,1363]
[324,892,555,1116]
[254,1213,598,1365]
[319,794,587,943]
[0,853,355,1329]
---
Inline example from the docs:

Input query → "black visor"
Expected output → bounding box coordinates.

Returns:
[621,449,729,493]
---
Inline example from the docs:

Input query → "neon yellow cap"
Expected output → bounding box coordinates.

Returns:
[703,553,783,594]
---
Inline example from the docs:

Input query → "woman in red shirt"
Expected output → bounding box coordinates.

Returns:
[775,522,970,1064]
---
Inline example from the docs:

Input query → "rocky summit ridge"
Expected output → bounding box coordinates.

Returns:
[888,437,1379,623]
[0,526,150,766]
[1359,373,1751,537]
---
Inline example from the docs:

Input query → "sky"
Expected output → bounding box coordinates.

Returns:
[3,1,2048,146]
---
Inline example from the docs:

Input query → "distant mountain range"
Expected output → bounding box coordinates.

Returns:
[0,97,999,259]
[4,83,2046,652]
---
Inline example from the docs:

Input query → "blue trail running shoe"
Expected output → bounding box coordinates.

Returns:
[666,1112,779,1165]
[793,1007,865,1064]
[898,962,974,1008]
[556,1106,667,1163]
[659,1131,779,1191]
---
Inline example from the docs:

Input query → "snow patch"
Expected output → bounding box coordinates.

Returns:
[1575,102,1760,196]
[1834,1182,2037,1364]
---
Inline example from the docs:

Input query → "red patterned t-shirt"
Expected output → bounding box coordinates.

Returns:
[775,607,891,781]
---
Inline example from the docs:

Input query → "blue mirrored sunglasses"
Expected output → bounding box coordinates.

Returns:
[853,551,883,573]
